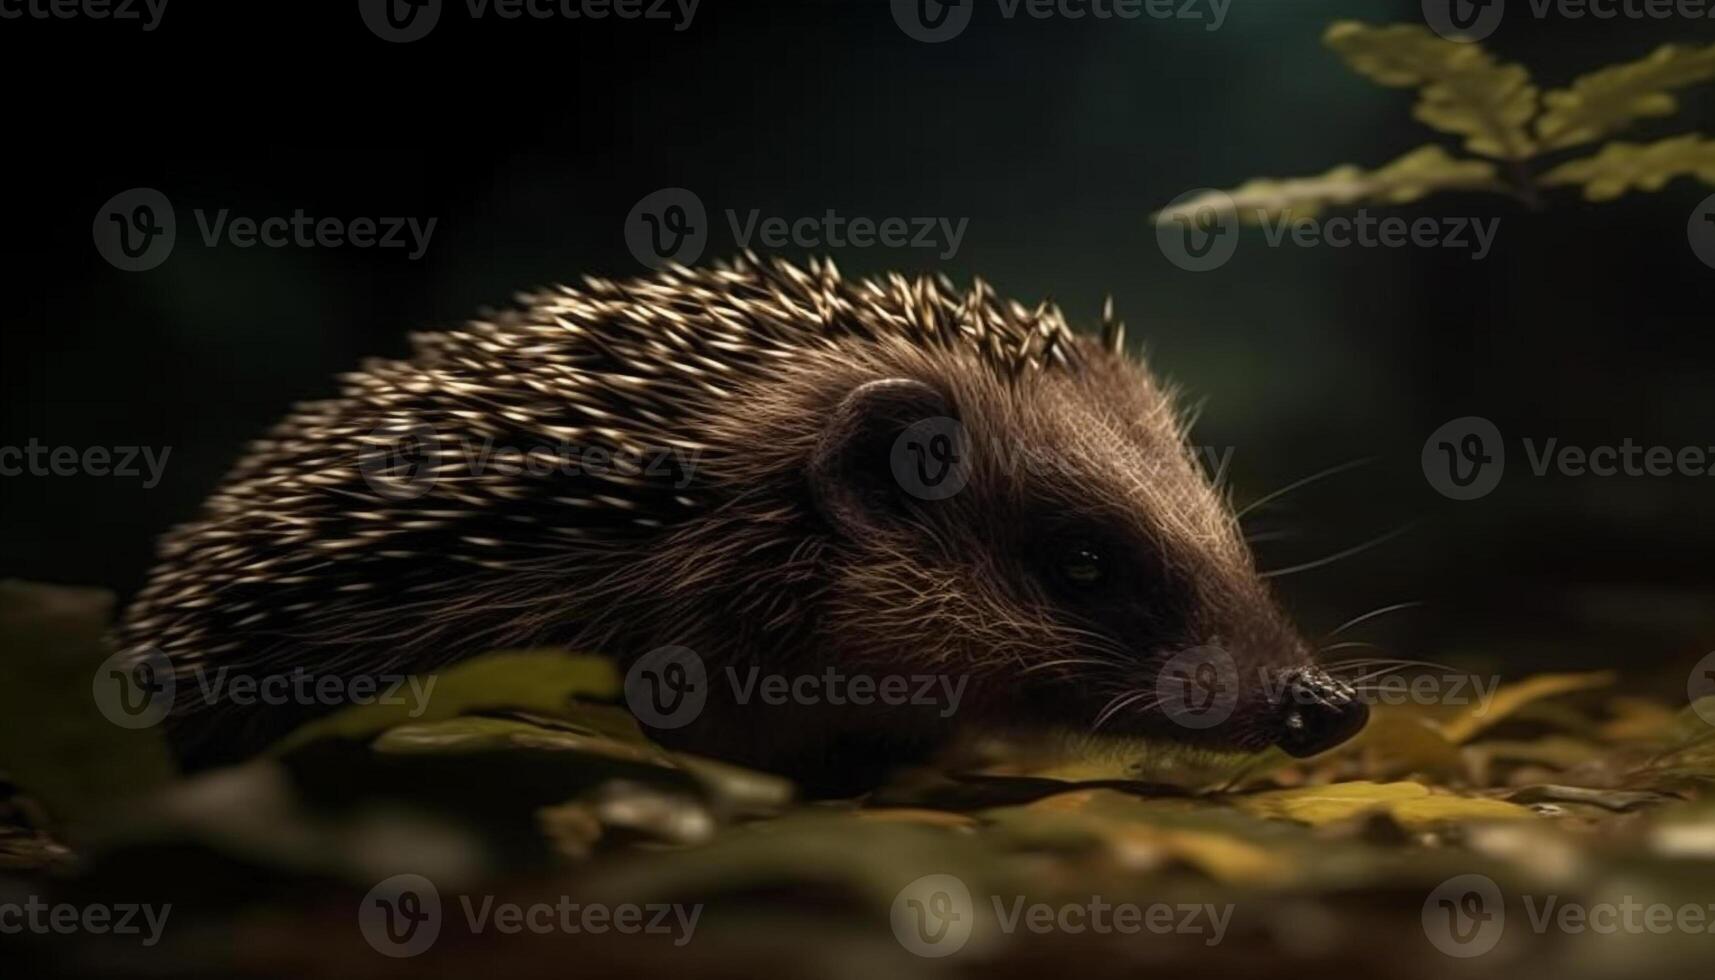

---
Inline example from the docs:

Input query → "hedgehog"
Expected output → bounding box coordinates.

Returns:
[118,254,1366,792]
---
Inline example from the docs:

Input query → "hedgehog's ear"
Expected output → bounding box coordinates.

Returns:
[809,378,962,536]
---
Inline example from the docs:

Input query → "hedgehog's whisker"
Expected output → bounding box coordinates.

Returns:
[1053,618,1143,668]
[1318,656,1449,669]
[1326,601,1426,638]
[1234,457,1375,522]
[1323,659,1463,682]
[1320,660,1451,678]
[1344,666,1422,686]
[1319,659,1414,676]
[1093,689,1154,731]
[1022,657,1110,675]
[1259,522,1417,579]
[1317,642,1390,657]
[1321,657,1457,672]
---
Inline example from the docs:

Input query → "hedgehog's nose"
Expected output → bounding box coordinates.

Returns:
[1275,667,1368,758]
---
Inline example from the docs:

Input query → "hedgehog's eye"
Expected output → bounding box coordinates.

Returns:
[1052,540,1109,592]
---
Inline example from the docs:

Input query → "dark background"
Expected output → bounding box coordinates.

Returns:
[2,0,1712,693]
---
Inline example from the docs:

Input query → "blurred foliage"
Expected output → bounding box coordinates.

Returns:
[2,582,1714,978]
[267,650,619,757]
[0,582,174,835]
[1156,23,1715,224]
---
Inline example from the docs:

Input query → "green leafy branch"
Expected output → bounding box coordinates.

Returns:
[1158,22,1715,225]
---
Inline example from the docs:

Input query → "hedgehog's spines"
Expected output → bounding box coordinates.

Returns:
[119,256,1099,705]
[1100,295,1127,356]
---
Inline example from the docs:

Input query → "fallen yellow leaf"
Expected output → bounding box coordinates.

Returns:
[1235,781,1533,828]
[1437,671,1617,744]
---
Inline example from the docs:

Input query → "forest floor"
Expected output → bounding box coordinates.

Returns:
[3,580,1712,979]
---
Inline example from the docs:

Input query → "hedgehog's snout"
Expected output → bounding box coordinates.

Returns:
[1272,667,1368,758]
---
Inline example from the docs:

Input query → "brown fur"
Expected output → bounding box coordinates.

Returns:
[119,255,1317,788]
